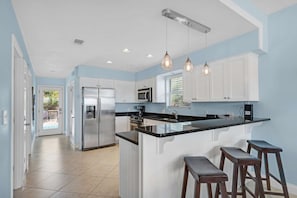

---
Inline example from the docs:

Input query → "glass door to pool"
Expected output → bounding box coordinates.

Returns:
[38,86,64,136]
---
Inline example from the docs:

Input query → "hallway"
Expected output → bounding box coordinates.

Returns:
[14,135,119,198]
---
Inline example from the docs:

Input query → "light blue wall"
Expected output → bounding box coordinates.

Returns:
[0,0,33,196]
[252,4,297,185]
[77,65,135,81]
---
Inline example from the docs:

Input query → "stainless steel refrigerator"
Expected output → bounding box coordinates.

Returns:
[82,87,115,150]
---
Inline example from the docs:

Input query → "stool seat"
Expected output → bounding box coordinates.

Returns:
[220,147,261,165]
[247,140,282,152]
[182,156,228,198]
[185,157,228,183]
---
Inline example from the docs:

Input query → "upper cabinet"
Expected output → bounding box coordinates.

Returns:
[114,80,136,103]
[80,77,136,103]
[136,77,165,103]
[183,53,259,102]
[80,77,114,88]
[211,53,259,101]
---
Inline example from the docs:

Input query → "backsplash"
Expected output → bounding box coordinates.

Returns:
[144,102,249,117]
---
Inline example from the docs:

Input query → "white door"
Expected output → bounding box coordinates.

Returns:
[38,86,64,136]
[67,83,75,144]
[24,63,32,171]
[12,38,26,190]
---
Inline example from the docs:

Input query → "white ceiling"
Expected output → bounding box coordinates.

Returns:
[12,0,297,78]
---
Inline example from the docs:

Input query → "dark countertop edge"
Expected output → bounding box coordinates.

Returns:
[136,118,270,138]
[116,131,138,145]
[115,112,138,116]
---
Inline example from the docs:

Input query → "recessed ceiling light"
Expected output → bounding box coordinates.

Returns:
[122,48,131,53]
[146,54,153,58]
[107,60,112,64]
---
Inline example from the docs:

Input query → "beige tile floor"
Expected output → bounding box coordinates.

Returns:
[14,135,297,198]
[14,135,119,198]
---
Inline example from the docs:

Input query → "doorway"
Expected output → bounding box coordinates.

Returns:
[11,35,32,192]
[38,86,64,136]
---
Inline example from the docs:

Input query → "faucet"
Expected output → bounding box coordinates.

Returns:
[171,109,178,120]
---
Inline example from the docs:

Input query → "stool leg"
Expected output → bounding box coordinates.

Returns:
[207,183,213,198]
[219,182,228,198]
[240,165,247,198]
[254,163,265,198]
[215,153,226,198]
[263,153,271,190]
[275,152,289,198]
[194,181,201,198]
[181,165,188,198]
[231,163,239,198]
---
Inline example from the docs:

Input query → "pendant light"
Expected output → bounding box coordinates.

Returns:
[184,27,193,72]
[161,18,173,70]
[203,33,210,75]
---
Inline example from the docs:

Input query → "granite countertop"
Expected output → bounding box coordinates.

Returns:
[116,131,138,145]
[136,117,270,137]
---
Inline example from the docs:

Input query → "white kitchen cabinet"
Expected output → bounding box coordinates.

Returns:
[114,80,136,103]
[183,70,196,102]
[116,116,130,133]
[210,53,259,101]
[99,79,114,88]
[209,60,226,101]
[195,65,211,101]
[80,77,114,88]
[153,76,165,103]
[183,65,211,102]
[136,78,154,90]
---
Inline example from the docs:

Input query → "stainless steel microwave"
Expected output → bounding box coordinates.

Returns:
[137,87,152,102]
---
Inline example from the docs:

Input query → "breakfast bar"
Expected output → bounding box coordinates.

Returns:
[116,117,270,198]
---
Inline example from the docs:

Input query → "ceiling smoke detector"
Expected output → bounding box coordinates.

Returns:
[74,39,84,45]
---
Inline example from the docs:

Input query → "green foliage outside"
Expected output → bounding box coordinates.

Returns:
[43,91,59,110]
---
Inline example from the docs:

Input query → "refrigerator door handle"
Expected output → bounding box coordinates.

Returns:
[98,98,101,122]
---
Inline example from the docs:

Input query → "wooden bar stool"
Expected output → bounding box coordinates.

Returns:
[215,147,265,198]
[247,140,289,197]
[181,156,229,198]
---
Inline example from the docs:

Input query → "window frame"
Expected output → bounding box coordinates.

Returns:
[165,73,189,107]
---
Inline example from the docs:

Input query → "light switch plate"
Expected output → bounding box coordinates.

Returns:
[2,110,8,125]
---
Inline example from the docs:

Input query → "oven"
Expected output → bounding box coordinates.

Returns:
[130,115,143,130]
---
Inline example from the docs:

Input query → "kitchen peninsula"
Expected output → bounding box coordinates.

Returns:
[116,116,269,198]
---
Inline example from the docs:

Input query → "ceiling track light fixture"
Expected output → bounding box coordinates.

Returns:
[161,17,173,70]
[161,8,211,72]
[162,9,211,34]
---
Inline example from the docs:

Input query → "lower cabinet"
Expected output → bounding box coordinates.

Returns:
[119,138,139,198]
[115,116,130,133]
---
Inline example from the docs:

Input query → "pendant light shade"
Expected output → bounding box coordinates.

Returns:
[161,18,172,70]
[203,62,209,75]
[184,57,193,72]
[184,26,193,72]
[161,51,173,70]
[203,33,210,75]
